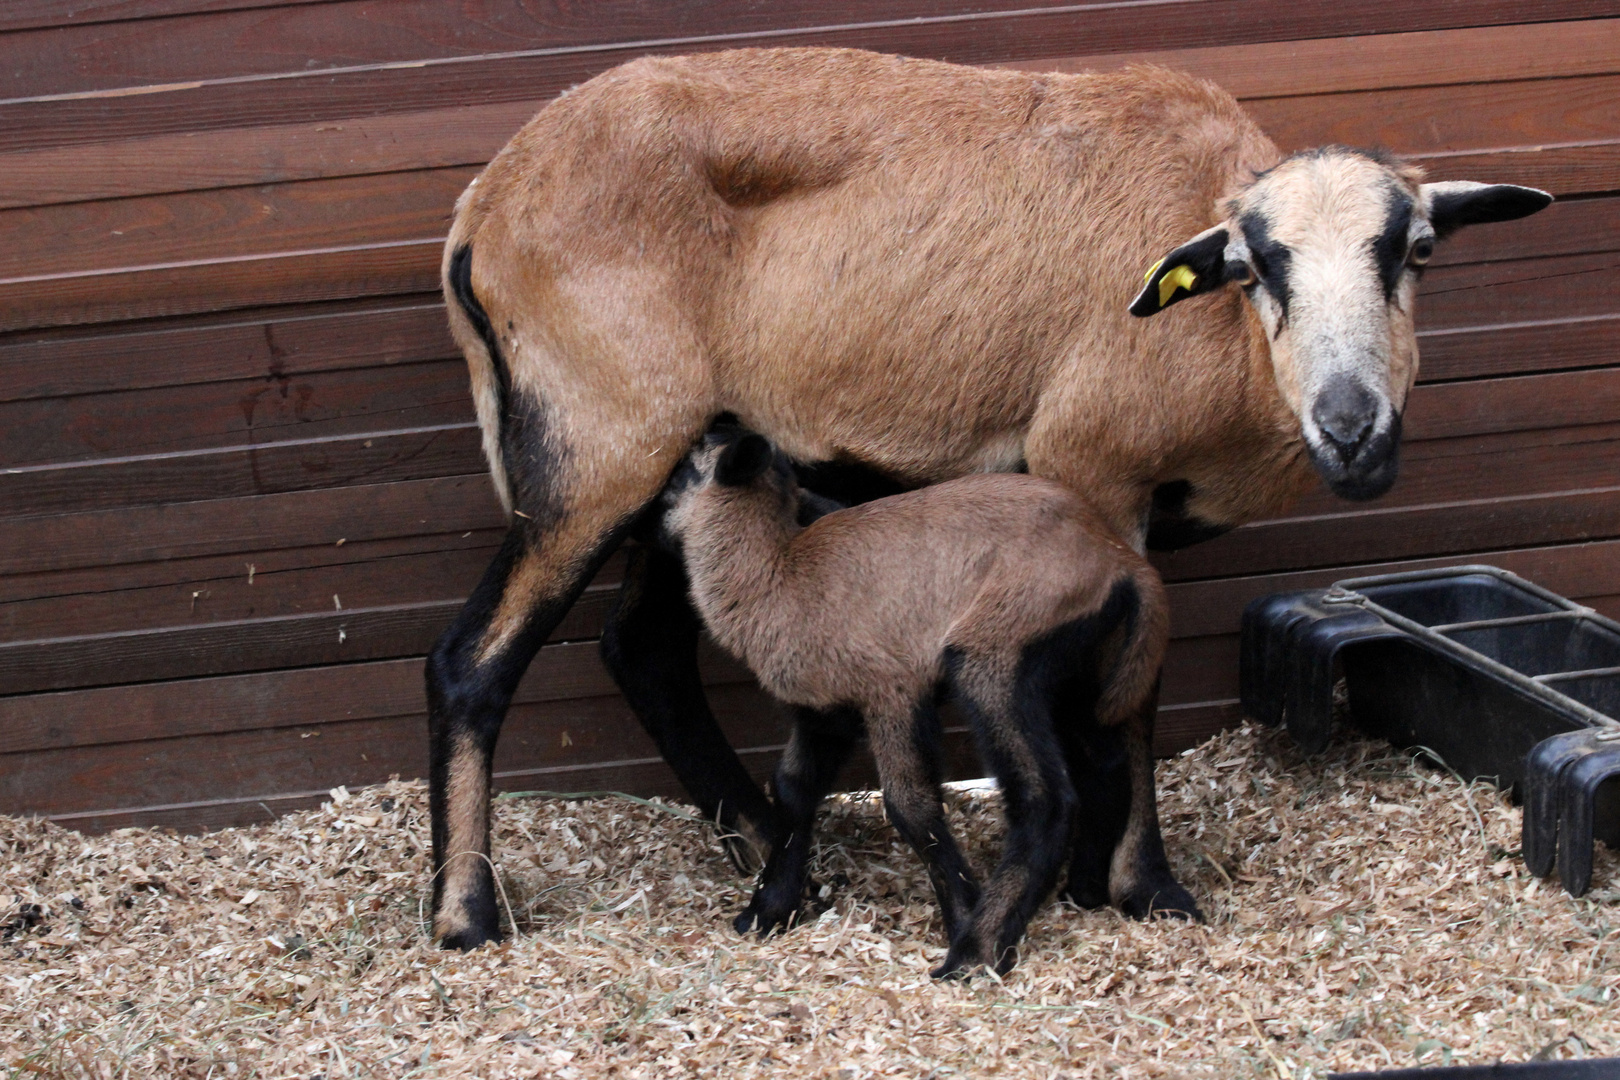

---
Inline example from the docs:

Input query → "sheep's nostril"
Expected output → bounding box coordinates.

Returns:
[1311,378,1379,462]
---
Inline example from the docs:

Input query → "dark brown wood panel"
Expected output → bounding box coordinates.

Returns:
[1250,73,1620,158]
[0,423,482,516]
[1417,314,1620,382]
[1010,18,1620,99]
[0,295,452,403]
[0,358,472,466]
[0,474,504,577]
[0,0,325,34]
[6,2,1620,156]
[0,167,470,279]
[0,238,442,332]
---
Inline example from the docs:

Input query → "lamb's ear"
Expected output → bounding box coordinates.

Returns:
[714,434,774,486]
[1423,181,1552,239]
[1129,225,1233,317]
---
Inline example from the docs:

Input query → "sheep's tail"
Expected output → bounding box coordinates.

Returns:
[443,236,515,514]
[1094,562,1170,728]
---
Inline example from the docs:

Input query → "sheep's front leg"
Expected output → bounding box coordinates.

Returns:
[735,706,861,935]
[1107,699,1203,921]
[1058,718,1131,909]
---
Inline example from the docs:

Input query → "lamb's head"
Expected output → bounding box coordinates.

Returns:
[1131,147,1551,501]
[655,430,801,554]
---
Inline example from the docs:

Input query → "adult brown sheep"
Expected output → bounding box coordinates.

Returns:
[429,46,1550,949]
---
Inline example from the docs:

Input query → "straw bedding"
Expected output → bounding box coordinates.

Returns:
[5,722,1619,1079]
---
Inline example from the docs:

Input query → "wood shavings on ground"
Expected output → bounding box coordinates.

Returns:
[5,722,1620,1079]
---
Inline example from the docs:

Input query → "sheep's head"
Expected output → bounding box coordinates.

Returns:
[655,429,800,553]
[1131,147,1551,501]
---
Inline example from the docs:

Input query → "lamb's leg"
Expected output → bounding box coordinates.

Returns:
[943,673,1075,977]
[1058,718,1131,909]
[601,544,774,872]
[869,698,980,971]
[735,706,862,935]
[1108,697,1203,921]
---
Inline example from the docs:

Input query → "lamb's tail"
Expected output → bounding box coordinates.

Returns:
[1093,562,1170,727]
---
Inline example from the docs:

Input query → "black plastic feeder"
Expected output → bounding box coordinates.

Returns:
[1241,565,1620,897]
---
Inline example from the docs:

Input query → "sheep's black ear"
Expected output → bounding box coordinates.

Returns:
[1423,181,1552,239]
[1129,225,1232,317]
[714,434,774,486]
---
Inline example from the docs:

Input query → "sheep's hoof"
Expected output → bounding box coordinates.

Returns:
[1117,879,1204,923]
[733,900,797,937]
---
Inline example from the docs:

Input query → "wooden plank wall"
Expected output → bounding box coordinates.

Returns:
[2,1,1617,832]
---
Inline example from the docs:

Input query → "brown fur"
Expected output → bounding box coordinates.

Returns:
[663,436,1170,974]
[432,47,1546,947]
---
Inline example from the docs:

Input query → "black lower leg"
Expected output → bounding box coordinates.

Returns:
[1059,719,1131,908]
[602,544,773,869]
[429,522,622,949]
[736,706,861,935]
[1110,698,1203,922]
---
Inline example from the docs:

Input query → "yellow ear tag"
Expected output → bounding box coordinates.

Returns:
[1158,264,1199,307]
[1143,258,1165,283]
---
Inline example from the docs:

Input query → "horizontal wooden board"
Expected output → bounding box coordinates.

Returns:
[0,680,787,817]
[5,2,1620,157]
[0,295,452,404]
[0,630,752,749]
[0,358,473,466]
[0,474,505,577]
[0,0,326,34]
[0,542,498,641]
[1417,314,1620,383]
[1009,18,1620,100]
[0,524,516,608]
[0,166,471,280]
[1413,142,1620,201]
[0,423,482,516]
[0,238,442,332]
[1250,73,1620,158]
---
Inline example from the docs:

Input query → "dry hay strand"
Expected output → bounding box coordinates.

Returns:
[5,722,1620,1079]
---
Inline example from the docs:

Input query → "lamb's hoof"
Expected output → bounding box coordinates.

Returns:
[720,824,770,876]
[1117,878,1204,923]
[931,935,984,980]
[1059,875,1111,910]
[733,899,797,937]
[437,924,502,952]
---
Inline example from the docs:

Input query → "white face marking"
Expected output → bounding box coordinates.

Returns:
[1224,151,1426,498]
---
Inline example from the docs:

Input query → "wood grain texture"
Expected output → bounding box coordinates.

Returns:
[5,1,1619,157]
[0,295,452,403]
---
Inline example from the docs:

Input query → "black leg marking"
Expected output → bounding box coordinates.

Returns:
[428,520,627,950]
[1110,697,1203,923]
[600,544,774,870]
[735,706,862,936]
[1058,718,1131,909]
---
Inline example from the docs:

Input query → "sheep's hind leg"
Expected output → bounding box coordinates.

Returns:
[1108,698,1203,921]
[869,696,980,975]
[428,516,628,950]
[735,706,862,935]
[601,544,774,872]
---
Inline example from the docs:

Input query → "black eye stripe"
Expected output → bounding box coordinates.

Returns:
[1238,210,1291,318]
[1372,192,1414,299]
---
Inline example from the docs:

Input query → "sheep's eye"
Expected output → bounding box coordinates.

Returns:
[1226,260,1256,287]
[1408,236,1434,266]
